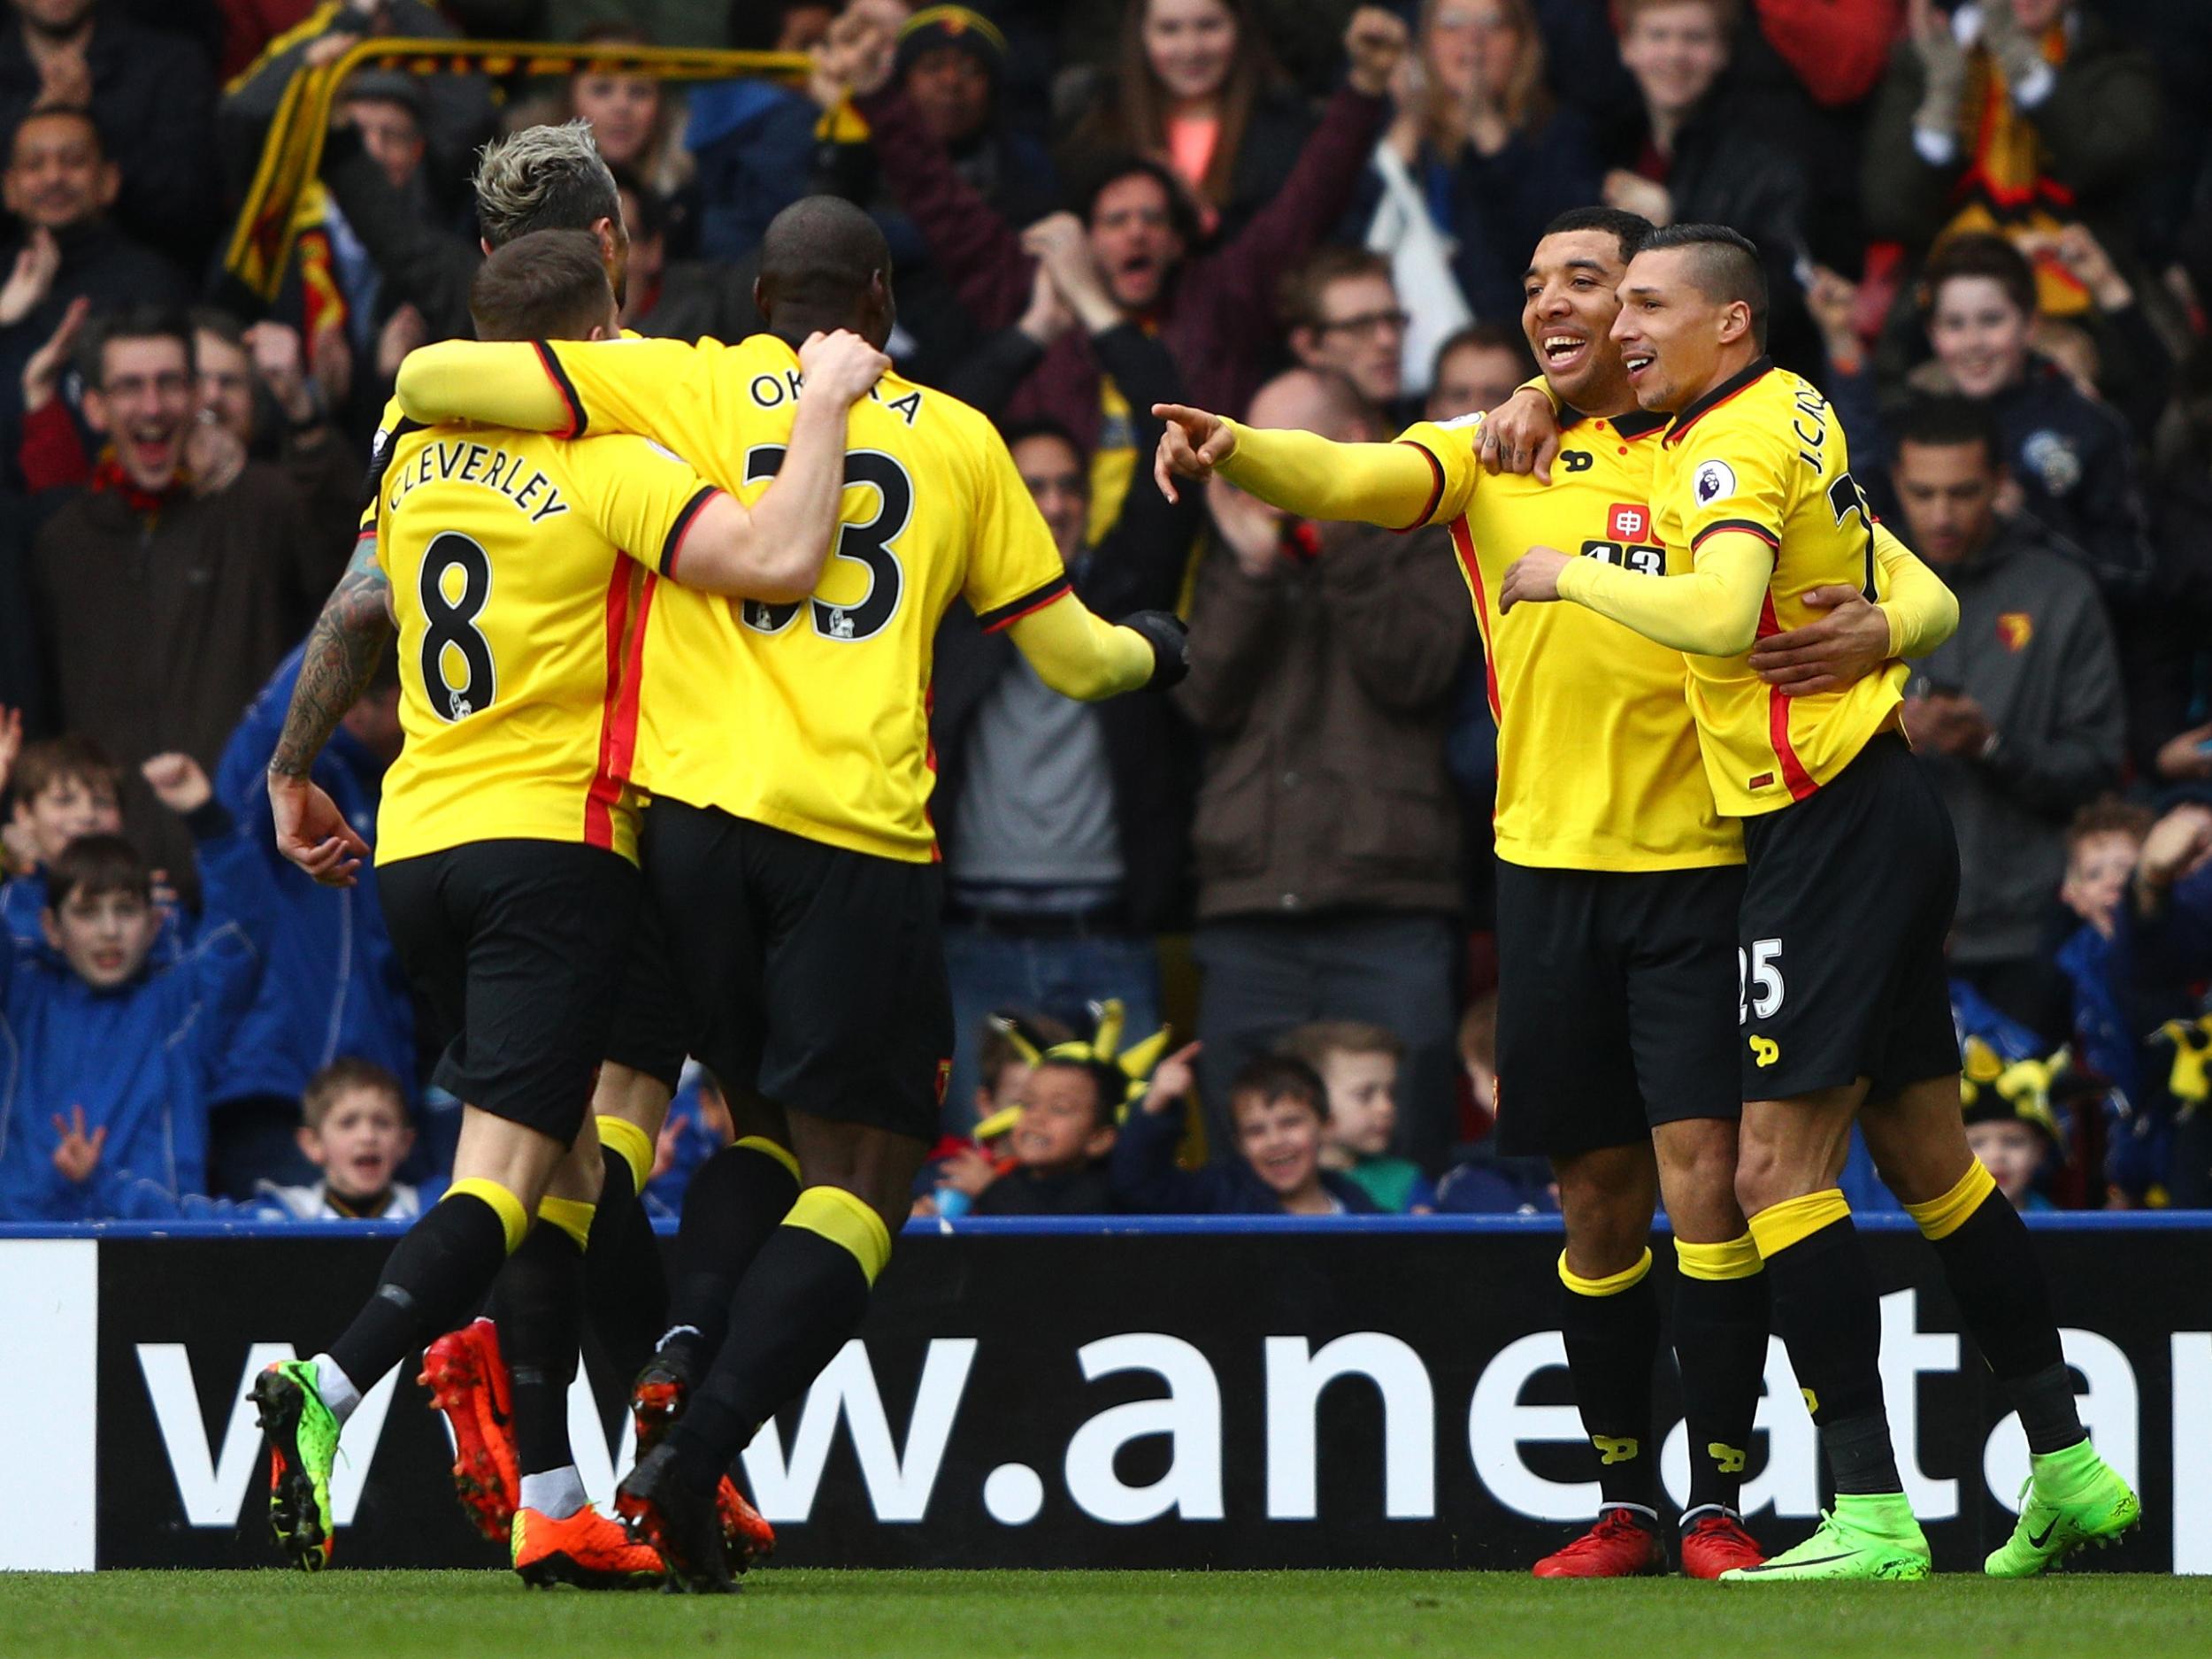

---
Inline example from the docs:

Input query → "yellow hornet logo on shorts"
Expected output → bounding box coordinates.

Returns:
[1750,1035,1780,1068]
[1592,1435,1640,1465]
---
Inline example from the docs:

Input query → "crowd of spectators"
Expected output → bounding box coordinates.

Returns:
[3,0,2211,1223]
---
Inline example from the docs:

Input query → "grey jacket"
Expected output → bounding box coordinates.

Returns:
[1177,519,1469,923]
[1910,521,2123,964]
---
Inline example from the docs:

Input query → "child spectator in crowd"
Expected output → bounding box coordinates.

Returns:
[3,719,118,935]
[959,1050,1128,1217]
[2,715,184,963]
[0,753,267,1220]
[1278,1020,1435,1212]
[966,1010,1074,1137]
[1114,1049,1379,1215]
[931,1006,1160,1217]
[1963,1083,2059,1213]
[253,1058,426,1222]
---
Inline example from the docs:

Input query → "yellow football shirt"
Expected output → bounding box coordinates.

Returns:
[372,423,722,865]
[522,333,1070,863]
[1396,408,1739,872]
[1650,357,1908,817]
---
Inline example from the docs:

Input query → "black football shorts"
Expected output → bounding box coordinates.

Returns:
[1738,733,1962,1101]
[1492,859,1745,1160]
[641,798,952,1142]
[378,839,641,1142]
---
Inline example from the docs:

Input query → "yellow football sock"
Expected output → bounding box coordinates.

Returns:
[1675,1232,1763,1280]
[1747,1188,1851,1259]
[447,1176,530,1255]
[536,1194,595,1251]
[1905,1159,1998,1240]
[787,1186,893,1286]
[1558,1247,1653,1296]
[595,1115,654,1194]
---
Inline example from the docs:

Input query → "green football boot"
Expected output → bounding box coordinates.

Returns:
[1985,1440,2141,1578]
[250,1359,341,1569]
[1720,1494,1931,1583]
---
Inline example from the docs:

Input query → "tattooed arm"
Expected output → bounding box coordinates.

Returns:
[265,533,393,887]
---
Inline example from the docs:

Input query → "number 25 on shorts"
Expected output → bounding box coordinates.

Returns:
[1739,937,1784,1026]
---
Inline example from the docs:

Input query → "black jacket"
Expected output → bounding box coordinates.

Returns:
[928,322,1202,933]
[1910,520,2124,965]
[971,1161,1121,1216]
[0,18,218,265]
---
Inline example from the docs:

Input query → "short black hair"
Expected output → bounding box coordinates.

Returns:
[44,833,149,910]
[1226,1054,1330,1125]
[1000,416,1090,474]
[469,228,615,342]
[1895,394,2001,468]
[77,305,195,390]
[757,195,893,319]
[1540,205,1654,265]
[1640,222,1768,349]
[1072,153,1202,250]
[1031,1056,1118,1130]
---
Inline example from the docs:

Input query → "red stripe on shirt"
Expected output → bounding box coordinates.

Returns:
[923,677,942,863]
[1395,440,1446,532]
[980,580,1072,634]
[1758,592,1819,802]
[1448,516,1501,724]
[585,564,649,848]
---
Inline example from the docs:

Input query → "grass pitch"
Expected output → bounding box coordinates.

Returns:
[3,1569,2206,1659]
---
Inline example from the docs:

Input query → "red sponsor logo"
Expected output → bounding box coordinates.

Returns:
[1609,503,1650,541]
[1749,772,1776,790]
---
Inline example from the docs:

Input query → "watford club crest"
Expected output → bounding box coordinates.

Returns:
[1996,612,2034,652]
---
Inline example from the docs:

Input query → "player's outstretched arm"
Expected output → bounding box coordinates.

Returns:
[1502,531,1770,657]
[669,331,892,600]
[394,342,572,431]
[1007,594,1182,702]
[1154,403,1435,527]
[265,535,387,887]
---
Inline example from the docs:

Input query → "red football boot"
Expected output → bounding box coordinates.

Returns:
[419,1317,519,1541]
[1679,1510,1766,1578]
[1531,1507,1665,1578]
